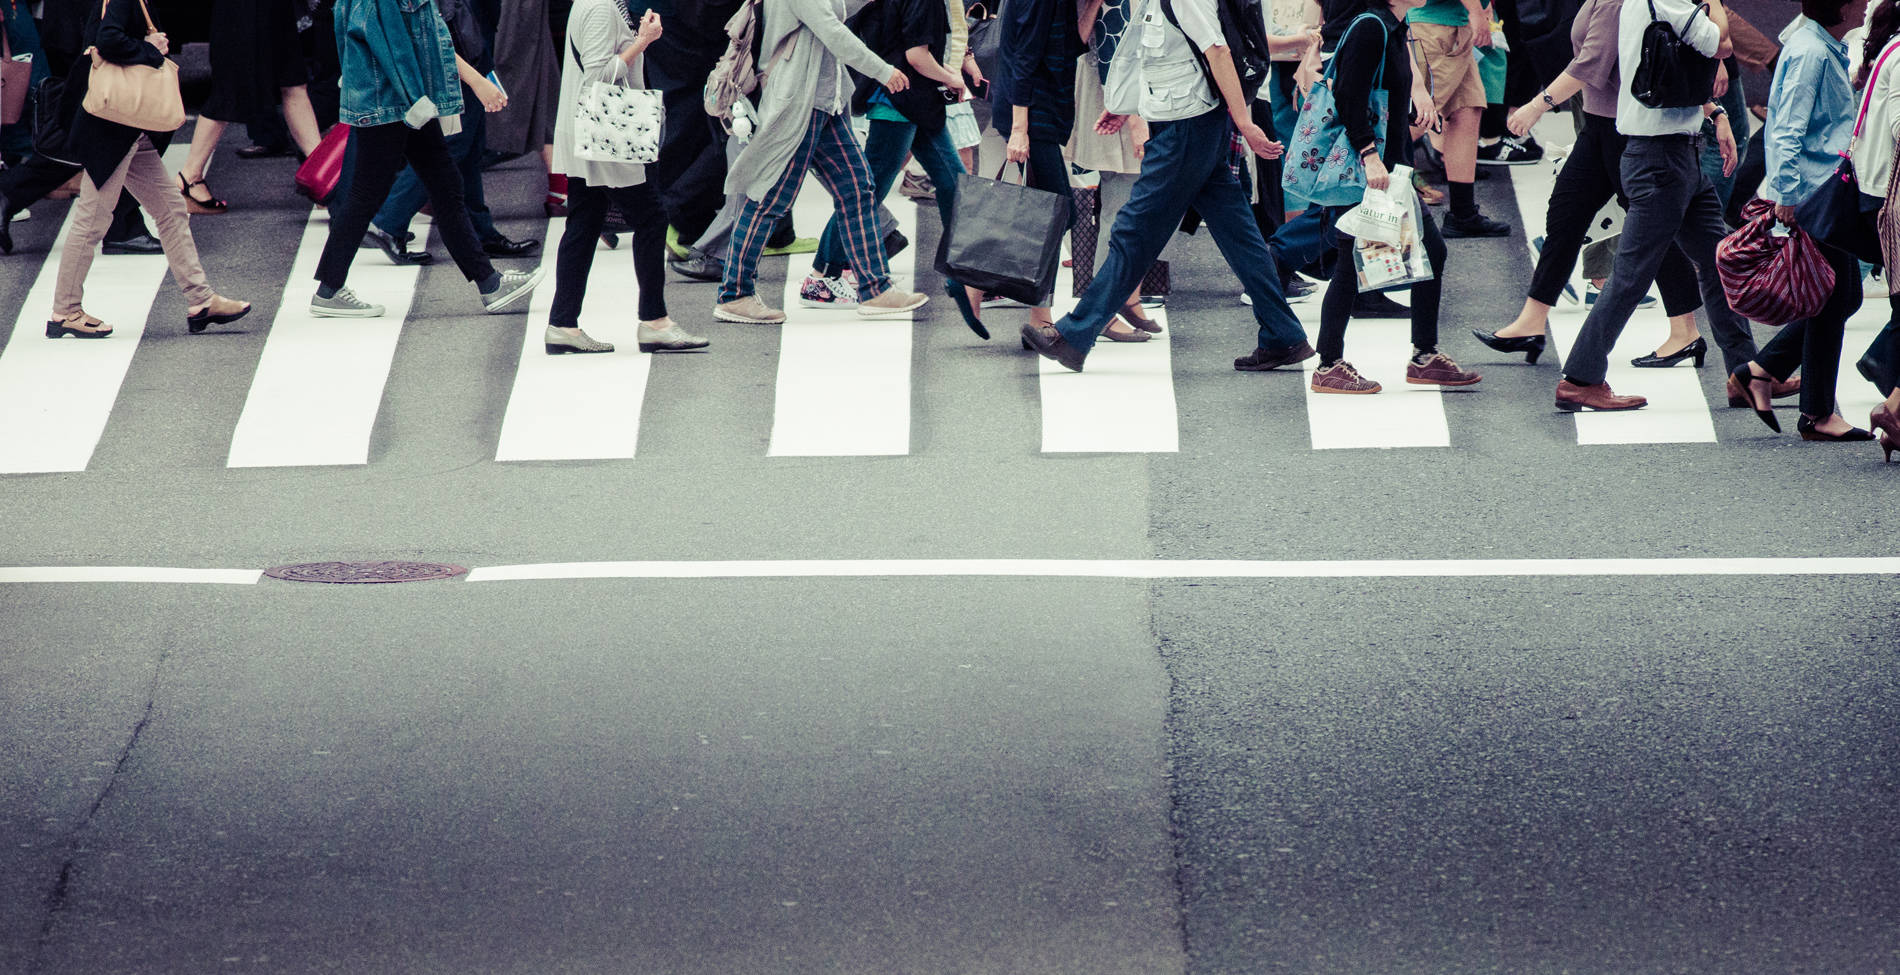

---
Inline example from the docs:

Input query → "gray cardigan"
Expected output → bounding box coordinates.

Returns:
[724,0,894,201]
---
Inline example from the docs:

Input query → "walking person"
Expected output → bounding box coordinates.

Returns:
[47,0,250,340]
[1407,0,1510,236]
[713,0,929,325]
[173,0,326,215]
[1471,0,1710,368]
[1300,0,1481,393]
[310,0,543,320]
[544,0,706,354]
[994,0,1086,333]
[1729,0,1874,439]
[1021,0,1321,372]
[1553,0,1759,411]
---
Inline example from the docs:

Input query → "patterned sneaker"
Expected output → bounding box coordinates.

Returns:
[1310,360,1382,394]
[310,287,385,318]
[798,272,859,308]
[1405,350,1482,386]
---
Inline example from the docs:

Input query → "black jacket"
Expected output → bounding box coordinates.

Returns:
[849,0,950,134]
[71,0,175,187]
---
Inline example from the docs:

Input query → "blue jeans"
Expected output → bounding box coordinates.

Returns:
[372,90,498,242]
[1056,108,1307,355]
[814,118,963,277]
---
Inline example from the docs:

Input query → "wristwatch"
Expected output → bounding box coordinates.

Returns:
[1541,91,1557,109]
[1707,104,1728,120]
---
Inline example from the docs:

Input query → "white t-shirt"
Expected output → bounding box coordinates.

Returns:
[1615,0,1722,136]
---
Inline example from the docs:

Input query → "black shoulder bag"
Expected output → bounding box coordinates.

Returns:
[1629,0,1718,109]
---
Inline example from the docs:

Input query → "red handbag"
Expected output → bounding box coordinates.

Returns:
[295,124,350,205]
[1717,198,1835,327]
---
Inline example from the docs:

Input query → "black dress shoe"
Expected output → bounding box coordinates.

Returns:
[482,235,541,257]
[102,233,163,255]
[1630,336,1706,368]
[235,143,294,159]
[1470,328,1547,364]
[1441,211,1511,238]
[365,226,433,265]
[883,229,908,260]
[1352,291,1409,318]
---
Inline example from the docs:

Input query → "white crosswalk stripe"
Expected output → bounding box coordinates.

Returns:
[227,211,429,468]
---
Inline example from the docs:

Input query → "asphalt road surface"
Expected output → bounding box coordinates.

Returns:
[2,116,1897,975]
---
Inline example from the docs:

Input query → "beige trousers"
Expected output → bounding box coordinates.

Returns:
[53,135,214,320]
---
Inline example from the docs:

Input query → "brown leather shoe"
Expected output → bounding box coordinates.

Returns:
[1234,340,1316,371]
[1556,379,1646,411]
[1020,322,1087,372]
[1405,351,1481,386]
[1726,373,1801,406]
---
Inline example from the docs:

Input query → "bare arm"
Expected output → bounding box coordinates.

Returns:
[1203,44,1282,158]
[905,45,963,89]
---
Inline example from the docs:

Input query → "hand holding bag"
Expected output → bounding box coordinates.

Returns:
[572,42,664,164]
[80,0,184,133]
[1349,166,1434,293]
[1716,199,1835,327]
[1281,13,1388,208]
[937,163,1072,306]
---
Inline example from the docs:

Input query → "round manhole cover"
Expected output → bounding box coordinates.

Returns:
[263,561,468,584]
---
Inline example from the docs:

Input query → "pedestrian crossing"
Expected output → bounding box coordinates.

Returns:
[0,158,1893,478]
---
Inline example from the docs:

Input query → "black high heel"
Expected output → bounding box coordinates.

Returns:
[1631,336,1706,368]
[945,280,988,340]
[1729,363,1781,432]
[1796,415,1875,442]
[1469,328,1546,364]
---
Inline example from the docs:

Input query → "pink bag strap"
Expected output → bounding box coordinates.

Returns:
[1852,38,1900,147]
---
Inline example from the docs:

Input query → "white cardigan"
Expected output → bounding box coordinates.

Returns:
[552,0,646,188]
[1855,37,1900,198]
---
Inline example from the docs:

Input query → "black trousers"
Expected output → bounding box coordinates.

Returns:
[1318,202,1448,363]
[1530,113,1701,316]
[647,83,729,246]
[552,178,667,325]
[0,152,148,241]
[1756,240,1862,418]
[315,120,494,290]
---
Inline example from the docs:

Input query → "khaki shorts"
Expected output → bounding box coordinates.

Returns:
[1411,22,1488,116]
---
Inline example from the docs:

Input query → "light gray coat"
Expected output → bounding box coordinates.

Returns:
[723,0,895,202]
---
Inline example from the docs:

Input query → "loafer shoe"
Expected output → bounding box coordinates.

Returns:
[1021,322,1087,372]
[637,320,711,353]
[1352,291,1408,318]
[669,251,724,281]
[1441,211,1511,238]
[482,234,542,257]
[1555,379,1646,411]
[365,226,433,266]
[544,325,614,354]
[102,233,164,256]
[1234,341,1316,371]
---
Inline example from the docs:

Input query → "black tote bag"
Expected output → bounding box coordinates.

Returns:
[936,164,1072,306]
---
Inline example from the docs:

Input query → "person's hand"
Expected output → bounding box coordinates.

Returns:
[1507,101,1543,138]
[472,76,507,112]
[963,54,985,90]
[637,10,663,44]
[146,31,169,55]
[1713,60,1730,98]
[1411,88,1440,133]
[1005,128,1030,163]
[1128,114,1149,160]
[1095,110,1127,135]
[1298,28,1322,51]
[886,68,910,93]
[1774,202,1799,227]
[1364,153,1390,191]
[1714,114,1736,176]
[1294,58,1319,95]
[1472,26,1493,47]
[1239,121,1277,159]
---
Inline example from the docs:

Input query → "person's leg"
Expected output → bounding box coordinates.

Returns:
[53,153,137,320]
[1502,116,1616,336]
[549,178,608,328]
[1793,245,1859,423]
[0,155,84,215]
[119,140,216,308]
[104,192,150,243]
[452,103,501,242]
[1183,131,1307,351]
[720,112,825,304]
[1054,116,1218,354]
[812,117,912,278]
[1316,220,1358,364]
[1669,172,1760,377]
[1024,137,1069,321]
[316,123,414,291]
[372,163,429,240]
[1408,207,1449,351]
[179,117,231,207]
[1269,208,1336,288]
[607,182,671,322]
[402,121,497,285]
[279,85,324,157]
[804,112,893,299]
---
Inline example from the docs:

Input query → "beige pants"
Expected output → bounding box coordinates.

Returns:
[54,135,213,320]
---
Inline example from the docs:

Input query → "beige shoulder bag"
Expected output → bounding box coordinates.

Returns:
[81,0,184,133]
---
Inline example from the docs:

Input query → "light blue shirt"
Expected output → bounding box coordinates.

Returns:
[1763,16,1854,206]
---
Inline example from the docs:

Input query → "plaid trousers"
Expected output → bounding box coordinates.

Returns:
[719,110,892,304]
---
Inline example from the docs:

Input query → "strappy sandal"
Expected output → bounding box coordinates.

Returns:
[1118,301,1162,334]
[177,172,228,214]
[45,312,112,339]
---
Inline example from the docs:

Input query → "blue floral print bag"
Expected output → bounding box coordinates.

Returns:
[1281,13,1388,208]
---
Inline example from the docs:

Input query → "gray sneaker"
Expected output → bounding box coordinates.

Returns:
[481,267,546,314]
[310,287,385,318]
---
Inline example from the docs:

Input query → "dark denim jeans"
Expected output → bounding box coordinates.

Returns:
[1055,108,1306,355]
[813,118,963,277]
[1561,134,1758,386]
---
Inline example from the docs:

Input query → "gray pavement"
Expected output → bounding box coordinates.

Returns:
[2,123,1898,973]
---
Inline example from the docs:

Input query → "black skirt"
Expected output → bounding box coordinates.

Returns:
[200,0,309,124]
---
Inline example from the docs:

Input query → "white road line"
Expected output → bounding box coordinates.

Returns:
[495,218,654,461]
[767,175,915,457]
[465,557,1900,580]
[1292,288,1453,449]
[0,567,261,584]
[0,145,190,474]
[226,212,428,468]
[1512,119,1716,445]
[1040,264,1180,453]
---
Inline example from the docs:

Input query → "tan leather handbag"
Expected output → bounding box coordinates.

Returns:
[0,33,31,126]
[80,0,184,133]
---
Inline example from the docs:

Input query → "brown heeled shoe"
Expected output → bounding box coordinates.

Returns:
[1118,301,1162,334]
[1102,318,1151,343]
[1871,405,1900,462]
[178,172,228,214]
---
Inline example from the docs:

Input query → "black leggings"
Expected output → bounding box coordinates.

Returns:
[551,177,667,325]
[1318,202,1448,363]
[316,120,494,290]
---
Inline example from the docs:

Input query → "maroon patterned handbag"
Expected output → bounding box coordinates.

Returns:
[1717,198,1834,328]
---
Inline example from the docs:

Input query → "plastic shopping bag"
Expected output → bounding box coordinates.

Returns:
[1350,166,1435,293]
[1335,188,1405,246]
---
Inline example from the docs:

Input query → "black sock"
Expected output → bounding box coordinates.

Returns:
[1411,346,1437,362]
[479,271,502,294]
[1450,181,1477,220]
[1480,104,1507,141]
[316,284,337,299]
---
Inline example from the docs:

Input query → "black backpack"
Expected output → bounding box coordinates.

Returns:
[1159,0,1273,104]
[1629,0,1718,108]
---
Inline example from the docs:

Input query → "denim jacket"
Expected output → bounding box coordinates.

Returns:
[1763,16,1852,207]
[334,0,465,133]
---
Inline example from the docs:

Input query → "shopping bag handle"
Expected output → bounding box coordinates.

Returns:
[991,160,1029,184]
